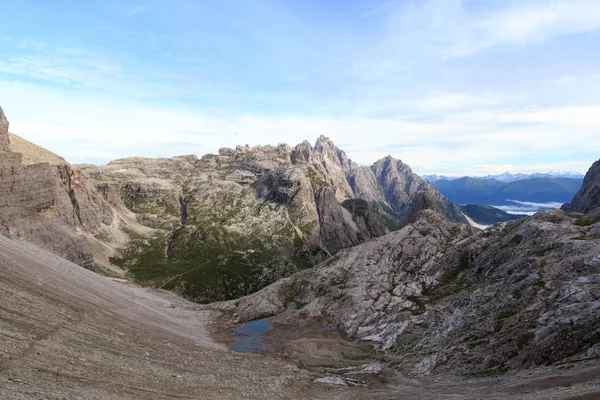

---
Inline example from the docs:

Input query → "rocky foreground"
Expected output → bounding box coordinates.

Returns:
[2,205,600,399]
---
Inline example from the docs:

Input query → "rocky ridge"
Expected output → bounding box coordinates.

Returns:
[0,107,142,273]
[223,168,600,377]
[562,159,600,214]
[80,135,465,302]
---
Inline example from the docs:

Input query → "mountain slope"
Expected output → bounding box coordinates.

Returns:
[460,204,524,225]
[0,106,142,274]
[8,132,68,166]
[226,167,600,377]
[81,136,466,302]
[0,233,354,400]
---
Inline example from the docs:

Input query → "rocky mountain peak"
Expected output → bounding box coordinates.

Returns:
[562,158,600,214]
[313,135,334,151]
[312,135,351,171]
[291,140,313,163]
[0,106,10,151]
[373,155,412,174]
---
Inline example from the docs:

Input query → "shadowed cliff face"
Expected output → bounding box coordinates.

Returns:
[562,158,600,214]
[0,107,139,272]
[79,135,465,302]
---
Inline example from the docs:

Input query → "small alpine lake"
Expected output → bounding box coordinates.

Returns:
[228,317,272,353]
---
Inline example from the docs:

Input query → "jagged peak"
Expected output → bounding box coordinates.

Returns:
[372,155,413,175]
[314,134,332,146]
[291,140,313,163]
[313,135,335,153]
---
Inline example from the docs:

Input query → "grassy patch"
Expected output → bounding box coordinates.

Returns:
[533,279,546,289]
[306,167,329,187]
[280,280,306,309]
[516,332,533,348]
[112,226,291,303]
[507,234,523,247]
[574,214,600,227]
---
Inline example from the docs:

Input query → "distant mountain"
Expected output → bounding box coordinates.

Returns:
[459,204,524,225]
[422,171,584,183]
[431,177,583,212]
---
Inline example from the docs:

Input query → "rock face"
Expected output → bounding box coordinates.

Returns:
[562,158,600,214]
[0,106,9,151]
[7,132,68,166]
[0,107,139,272]
[227,204,600,376]
[81,135,465,302]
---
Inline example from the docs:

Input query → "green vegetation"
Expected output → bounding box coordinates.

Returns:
[507,234,523,247]
[112,226,289,303]
[516,332,533,348]
[459,204,524,225]
[533,279,546,289]
[573,213,600,227]
[111,184,318,303]
[421,262,475,303]
[438,263,474,285]
[306,167,329,187]
[328,278,346,287]
[495,309,517,332]
[370,200,403,231]
[280,280,306,309]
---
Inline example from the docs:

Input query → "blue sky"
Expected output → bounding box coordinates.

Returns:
[1,0,599,175]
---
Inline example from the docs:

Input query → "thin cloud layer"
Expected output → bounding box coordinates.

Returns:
[0,0,598,175]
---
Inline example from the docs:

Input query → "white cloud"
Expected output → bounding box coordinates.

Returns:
[127,5,148,18]
[390,0,600,57]
[1,81,598,176]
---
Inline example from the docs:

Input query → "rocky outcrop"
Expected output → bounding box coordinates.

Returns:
[80,135,466,302]
[227,206,600,376]
[562,158,600,214]
[0,107,140,272]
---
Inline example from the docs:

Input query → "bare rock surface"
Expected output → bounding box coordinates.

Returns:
[0,107,142,274]
[562,158,600,214]
[80,135,465,302]
[227,205,600,378]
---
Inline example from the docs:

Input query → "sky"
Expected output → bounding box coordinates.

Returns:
[0,0,599,176]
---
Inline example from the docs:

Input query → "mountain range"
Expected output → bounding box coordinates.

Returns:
[430,176,583,211]
[2,105,600,398]
[423,171,585,183]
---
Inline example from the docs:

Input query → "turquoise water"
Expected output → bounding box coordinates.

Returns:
[228,317,272,353]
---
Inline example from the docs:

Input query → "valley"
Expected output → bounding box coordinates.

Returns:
[1,105,599,399]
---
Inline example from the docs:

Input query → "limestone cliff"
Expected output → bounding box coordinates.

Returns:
[81,135,465,302]
[0,107,140,273]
